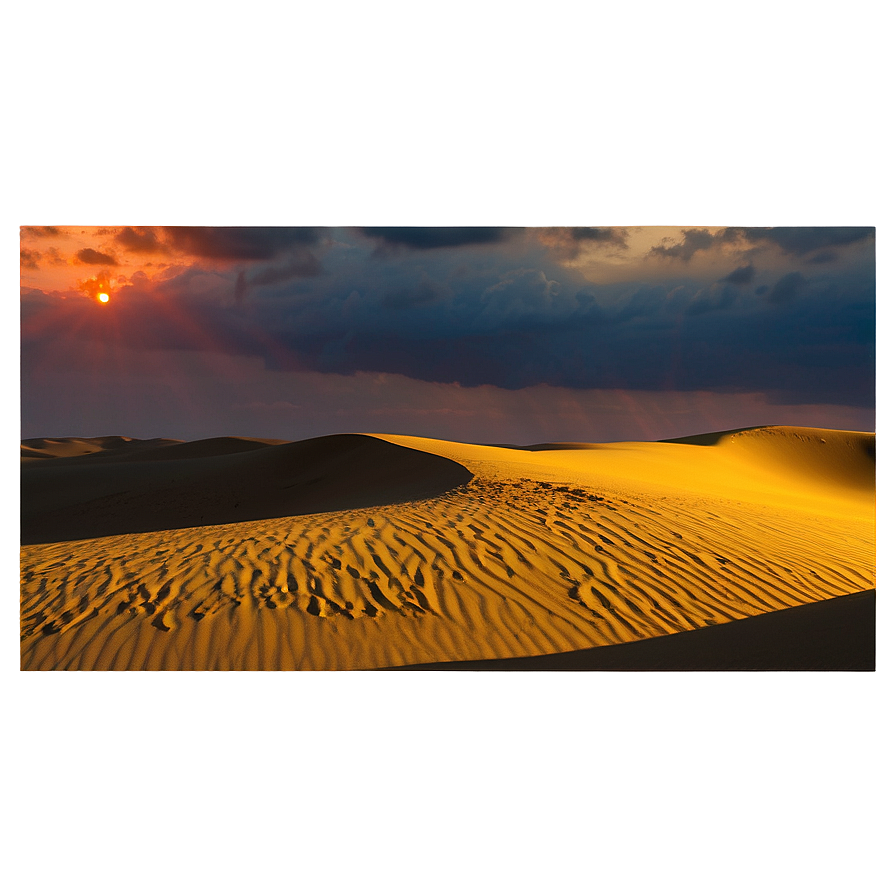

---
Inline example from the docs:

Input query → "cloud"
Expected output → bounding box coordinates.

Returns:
[75,247,118,266]
[721,226,874,256]
[115,226,168,254]
[720,262,755,285]
[382,273,452,310]
[21,248,41,269]
[75,269,115,300]
[21,226,62,238]
[687,283,737,315]
[475,269,566,327]
[537,227,630,259]
[649,228,715,262]
[20,228,874,420]
[568,227,629,246]
[767,271,807,304]
[645,227,874,268]
[145,265,245,307]
[247,248,322,286]
[358,227,510,250]
[162,226,324,260]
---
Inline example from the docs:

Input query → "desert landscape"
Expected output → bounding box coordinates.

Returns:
[20,424,875,671]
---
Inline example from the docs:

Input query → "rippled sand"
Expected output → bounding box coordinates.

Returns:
[20,426,875,670]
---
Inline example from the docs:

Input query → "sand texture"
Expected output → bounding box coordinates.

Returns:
[20,426,875,670]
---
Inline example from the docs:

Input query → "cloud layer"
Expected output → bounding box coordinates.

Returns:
[20,226,875,439]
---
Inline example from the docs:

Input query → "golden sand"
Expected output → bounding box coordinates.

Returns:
[20,426,874,670]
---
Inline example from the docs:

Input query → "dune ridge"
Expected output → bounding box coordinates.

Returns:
[21,434,473,544]
[20,426,874,671]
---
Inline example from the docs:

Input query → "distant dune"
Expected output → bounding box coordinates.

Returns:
[20,425,875,670]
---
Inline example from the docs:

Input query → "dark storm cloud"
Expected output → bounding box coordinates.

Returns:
[162,226,325,260]
[721,263,755,285]
[767,271,807,304]
[228,262,871,409]
[720,226,874,256]
[115,226,168,254]
[21,227,874,416]
[382,273,452,310]
[268,281,871,408]
[75,247,118,266]
[649,228,715,262]
[358,227,510,250]
[247,249,323,286]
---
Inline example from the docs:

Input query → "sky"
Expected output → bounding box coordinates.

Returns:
[20,225,874,444]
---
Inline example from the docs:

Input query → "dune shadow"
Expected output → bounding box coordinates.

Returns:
[386,590,875,672]
[21,434,473,544]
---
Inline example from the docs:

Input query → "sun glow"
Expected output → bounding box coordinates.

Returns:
[98,293,109,303]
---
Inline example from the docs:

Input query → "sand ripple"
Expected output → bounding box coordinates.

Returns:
[21,431,875,670]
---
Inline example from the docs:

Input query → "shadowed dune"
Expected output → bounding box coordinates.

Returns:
[387,590,875,671]
[20,425,875,671]
[21,435,185,461]
[21,434,474,544]
[23,435,291,465]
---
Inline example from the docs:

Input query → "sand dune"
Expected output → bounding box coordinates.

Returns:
[21,434,473,544]
[21,435,183,461]
[20,425,875,671]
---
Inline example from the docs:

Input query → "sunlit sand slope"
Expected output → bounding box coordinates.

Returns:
[20,426,874,670]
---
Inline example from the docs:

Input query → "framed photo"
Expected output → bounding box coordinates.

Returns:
[20,226,875,671]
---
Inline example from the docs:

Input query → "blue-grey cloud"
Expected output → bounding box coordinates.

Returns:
[649,228,715,262]
[358,227,510,250]
[163,226,325,260]
[721,226,874,256]
[537,227,630,259]
[721,263,755,285]
[566,227,628,246]
[247,249,322,286]
[382,273,453,310]
[808,249,838,264]
[767,271,807,304]
[687,283,737,315]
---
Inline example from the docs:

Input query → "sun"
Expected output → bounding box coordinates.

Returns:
[98,293,109,303]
